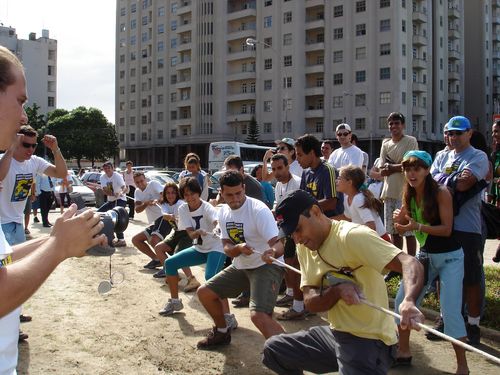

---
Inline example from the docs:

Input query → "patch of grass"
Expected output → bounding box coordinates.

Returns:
[386,266,500,331]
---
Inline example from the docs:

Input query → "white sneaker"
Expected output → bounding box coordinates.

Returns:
[183,276,201,292]
[159,298,184,316]
[224,313,238,331]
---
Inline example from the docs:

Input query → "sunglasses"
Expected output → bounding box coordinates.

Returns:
[447,130,465,136]
[337,132,350,137]
[22,142,37,149]
[277,146,288,151]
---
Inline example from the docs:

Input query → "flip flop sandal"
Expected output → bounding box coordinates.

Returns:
[391,356,412,367]
[24,229,30,235]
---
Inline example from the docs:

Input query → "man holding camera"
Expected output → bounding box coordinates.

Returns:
[0,45,107,374]
[262,190,424,374]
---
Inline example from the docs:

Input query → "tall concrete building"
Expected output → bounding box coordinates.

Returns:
[0,26,57,116]
[116,0,490,167]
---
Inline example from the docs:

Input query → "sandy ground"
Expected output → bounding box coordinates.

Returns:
[17,209,500,375]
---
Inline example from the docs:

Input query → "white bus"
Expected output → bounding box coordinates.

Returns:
[208,142,274,171]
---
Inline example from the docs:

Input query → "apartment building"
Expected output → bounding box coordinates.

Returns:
[116,0,481,167]
[0,26,57,116]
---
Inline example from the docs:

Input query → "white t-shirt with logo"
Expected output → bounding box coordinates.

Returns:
[0,155,50,224]
[178,201,222,253]
[100,172,126,203]
[328,145,365,170]
[274,174,302,207]
[160,199,185,230]
[0,229,21,374]
[218,197,282,270]
[343,193,386,236]
[134,180,163,223]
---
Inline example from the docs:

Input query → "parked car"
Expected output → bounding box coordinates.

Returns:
[80,171,105,206]
[54,175,96,207]
[145,170,176,186]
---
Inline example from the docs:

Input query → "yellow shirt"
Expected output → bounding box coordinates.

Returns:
[297,220,401,346]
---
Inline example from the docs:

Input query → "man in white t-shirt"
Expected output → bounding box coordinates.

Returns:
[0,125,68,243]
[131,172,170,269]
[196,170,285,349]
[122,161,136,219]
[328,124,364,169]
[98,162,128,247]
[0,45,107,375]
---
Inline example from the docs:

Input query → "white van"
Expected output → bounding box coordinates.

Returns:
[208,142,273,172]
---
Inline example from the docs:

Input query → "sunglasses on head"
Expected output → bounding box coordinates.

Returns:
[337,132,350,137]
[447,130,464,136]
[277,146,288,151]
[22,142,37,149]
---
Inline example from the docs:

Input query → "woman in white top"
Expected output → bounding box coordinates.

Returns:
[178,153,210,201]
[335,165,390,242]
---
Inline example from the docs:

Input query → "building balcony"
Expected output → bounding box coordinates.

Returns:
[227,5,256,21]
[177,97,192,107]
[304,86,324,96]
[448,7,460,19]
[305,109,324,118]
[227,71,256,82]
[305,41,325,52]
[176,59,192,70]
[492,50,500,60]
[173,117,192,127]
[226,112,254,123]
[226,92,256,102]
[177,1,192,15]
[412,82,427,93]
[448,92,461,102]
[493,0,500,8]
[227,49,255,61]
[448,71,460,80]
[177,21,192,34]
[305,0,325,8]
[493,14,500,24]
[492,66,500,77]
[305,63,325,74]
[412,106,426,116]
[176,79,191,89]
[412,34,427,46]
[177,40,192,52]
[412,11,427,23]
[448,49,461,60]
[448,28,460,40]
[412,58,427,70]
[305,19,325,31]
[227,27,256,41]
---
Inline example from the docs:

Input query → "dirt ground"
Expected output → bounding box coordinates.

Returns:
[17,211,500,374]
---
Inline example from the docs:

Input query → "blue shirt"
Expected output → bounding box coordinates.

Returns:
[37,175,54,193]
[260,180,274,209]
[431,145,488,234]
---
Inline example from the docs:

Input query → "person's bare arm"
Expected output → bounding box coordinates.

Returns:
[0,205,106,317]
[318,197,337,213]
[261,149,275,182]
[303,283,363,313]
[454,169,478,192]
[0,134,23,181]
[42,135,68,179]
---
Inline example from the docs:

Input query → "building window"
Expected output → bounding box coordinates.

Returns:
[130,117,136,127]
[334,5,343,17]
[402,68,406,80]
[130,36,136,45]
[264,58,272,70]
[355,70,366,83]
[380,43,391,55]
[316,77,324,87]
[355,94,366,107]
[355,118,366,130]
[356,1,366,12]
[158,24,165,34]
[333,96,344,108]
[158,6,165,16]
[158,41,164,52]
[263,122,272,133]
[283,11,292,23]
[380,0,390,8]
[130,133,136,142]
[158,58,164,69]
[264,16,272,28]
[157,77,164,87]
[48,97,55,107]
[283,33,292,46]
[130,100,136,109]
[333,50,343,63]
[402,91,406,105]
[265,0,272,6]
[131,3,137,13]
[142,132,147,141]
[264,101,272,112]
[157,94,164,104]
[333,73,343,85]
[264,80,272,90]
[355,47,366,60]
[171,20,177,30]
[283,55,292,67]
[333,28,343,40]
[130,52,136,61]
[170,130,176,139]
[283,121,292,133]
[157,112,164,122]
[380,67,391,80]
[380,19,390,31]
[120,7,126,16]
[283,76,292,88]
[157,130,163,139]
[380,92,391,104]
[171,57,177,66]
[170,111,177,120]
[315,121,324,133]
[356,24,366,36]
[402,20,406,32]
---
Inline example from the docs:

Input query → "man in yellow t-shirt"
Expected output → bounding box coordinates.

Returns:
[262,190,424,375]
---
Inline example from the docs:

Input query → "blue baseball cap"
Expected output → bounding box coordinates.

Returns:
[446,116,471,132]
[402,150,433,167]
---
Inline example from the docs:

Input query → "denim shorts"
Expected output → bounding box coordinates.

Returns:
[1,222,26,246]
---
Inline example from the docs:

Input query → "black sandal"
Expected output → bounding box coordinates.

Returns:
[392,356,412,367]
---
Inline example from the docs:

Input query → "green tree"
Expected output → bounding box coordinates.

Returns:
[47,106,119,169]
[25,103,48,157]
[245,116,260,144]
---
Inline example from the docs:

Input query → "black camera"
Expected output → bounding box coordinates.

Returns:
[86,206,129,256]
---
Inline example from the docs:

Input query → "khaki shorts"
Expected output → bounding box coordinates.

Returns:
[384,198,413,236]
[206,263,284,314]
[163,230,193,253]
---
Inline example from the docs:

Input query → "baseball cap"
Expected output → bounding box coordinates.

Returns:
[276,137,295,148]
[446,116,471,132]
[336,123,352,133]
[275,190,318,238]
[402,150,432,167]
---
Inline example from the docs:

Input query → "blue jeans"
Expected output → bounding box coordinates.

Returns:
[395,249,466,339]
[164,246,226,281]
[97,199,127,240]
[2,222,26,246]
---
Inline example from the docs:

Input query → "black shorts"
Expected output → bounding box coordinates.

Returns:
[283,237,296,259]
[144,217,172,241]
[454,231,483,285]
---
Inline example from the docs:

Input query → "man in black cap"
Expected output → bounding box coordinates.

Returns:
[262,190,425,375]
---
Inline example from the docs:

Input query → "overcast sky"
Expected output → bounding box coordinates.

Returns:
[1,0,116,122]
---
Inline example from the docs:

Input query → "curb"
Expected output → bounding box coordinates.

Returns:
[389,298,500,344]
